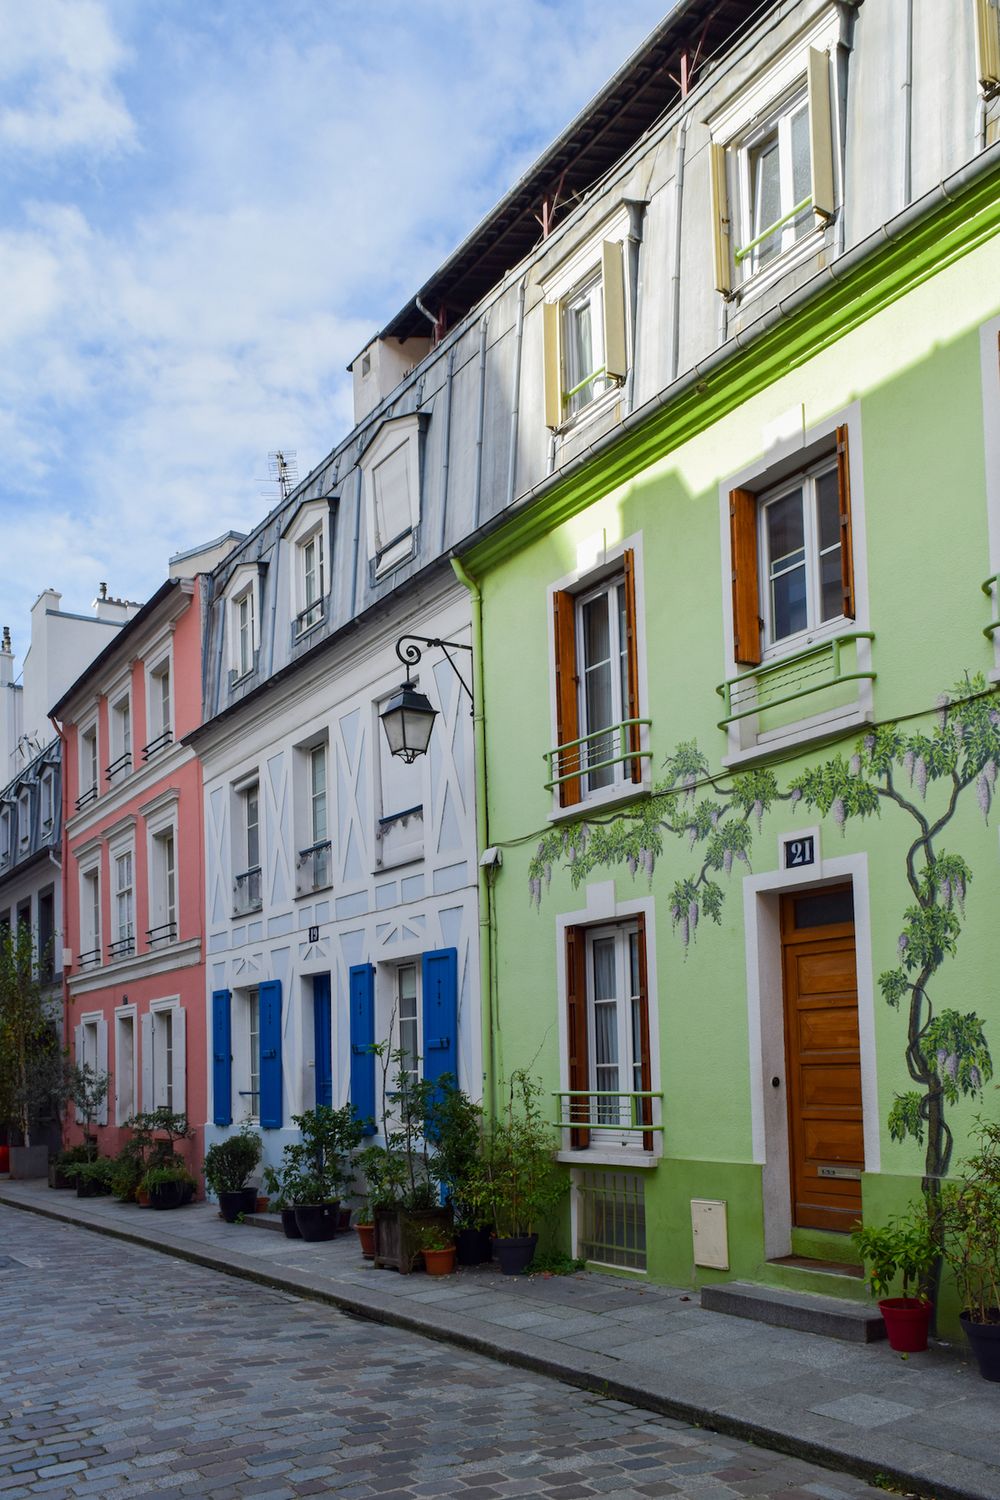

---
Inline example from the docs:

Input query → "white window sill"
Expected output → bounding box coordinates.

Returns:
[723,702,873,769]
[294,618,325,643]
[731,220,831,309]
[557,1148,660,1169]
[548,779,649,825]
[554,382,623,441]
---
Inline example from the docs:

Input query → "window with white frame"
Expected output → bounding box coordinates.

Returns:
[148,825,177,945]
[237,588,255,678]
[237,986,260,1121]
[151,1006,175,1109]
[376,692,423,867]
[297,527,326,634]
[563,917,654,1153]
[543,235,627,429]
[395,962,420,1084]
[78,723,99,808]
[759,456,844,651]
[79,862,101,967]
[115,1009,136,1124]
[360,414,423,578]
[108,690,132,782]
[296,741,331,894]
[111,847,135,958]
[550,547,646,810]
[17,788,30,846]
[80,1016,99,1070]
[708,27,837,298]
[0,808,10,864]
[40,770,54,830]
[146,656,172,754]
[234,780,262,913]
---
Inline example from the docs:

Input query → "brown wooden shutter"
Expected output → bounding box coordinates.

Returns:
[635,914,653,1152]
[835,424,856,621]
[622,549,642,784]
[566,925,590,1149]
[729,487,762,666]
[553,590,581,807]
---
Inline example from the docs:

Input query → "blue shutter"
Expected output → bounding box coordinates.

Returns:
[313,974,333,1109]
[349,963,376,1135]
[422,948,458,1088]
[212,989,232,1127]
[258,979,283,1129]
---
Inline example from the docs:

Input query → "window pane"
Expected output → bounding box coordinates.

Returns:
[766,489,805,563]
[372,444,411,549]
[398,964,418,1077]
[791,103,811,227]
[592,936,616,1002]
[751,132,782,264]
[772,565,808,640]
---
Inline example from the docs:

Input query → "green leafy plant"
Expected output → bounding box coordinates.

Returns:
[940,1116,1000,1324]
[203,1123,262,1196]
[415,1222,455,1252]
[67,1062,110,1157]
[261,1165,288,1211]
[466,1071,566,1239]
[72,1157,116,1191]
[427,1077,484,1228]
[140,1163,196,1192]
[852,1200,937,1301]
[0,923,67,1146]
[526,1249,586,1275]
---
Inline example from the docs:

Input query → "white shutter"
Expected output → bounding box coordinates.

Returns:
[709,142,732,296]
[96,1017,109,1126]
[542,301,562,429]
[74,1023,84,1124]
[601,240,627,381]
[807,47,836,221]
[172,1006,186,1117]
[141,1011,153,1111]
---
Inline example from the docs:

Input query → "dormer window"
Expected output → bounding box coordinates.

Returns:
[17,789,30,847]
[40,771,54,830]
[284,498,333,639]
[359,414,424,579]
[542,229,628,430]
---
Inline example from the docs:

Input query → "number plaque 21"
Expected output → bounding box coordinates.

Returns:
[784,835,815,869]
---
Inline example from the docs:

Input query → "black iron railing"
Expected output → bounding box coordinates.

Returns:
[146,921,177,948]
[142,729,172,762]
[107,934,135,960]
[75,785,98,812]
[105,751,132,784]
[297,840,332,892]
[77,946,102,970]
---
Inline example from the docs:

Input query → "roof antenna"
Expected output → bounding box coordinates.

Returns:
[267,451,298,501]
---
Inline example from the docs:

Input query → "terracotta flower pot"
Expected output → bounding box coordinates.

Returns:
[136,1188,151,1207]
[355,1223,375,1259]
[255,1195,270,1213]
[423,1245,457,1277]
[879,1297,933,1353]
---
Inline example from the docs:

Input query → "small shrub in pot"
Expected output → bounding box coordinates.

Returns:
[853,1200,937,1351]
[467,1071,566,1275]
[203,1124,262,1223]
[941,1117,1000,1380]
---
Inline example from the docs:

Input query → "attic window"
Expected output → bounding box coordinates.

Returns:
[359,413,424,579]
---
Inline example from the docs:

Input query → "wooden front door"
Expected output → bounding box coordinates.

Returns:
[780,884,863,1232]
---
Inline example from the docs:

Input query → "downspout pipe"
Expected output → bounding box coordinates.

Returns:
[668,117,689,384]
[449,553,495,1119]
[901,0,913,208]
[473,319,488,528]
[48,714,69,1072]
[505,280,527,510]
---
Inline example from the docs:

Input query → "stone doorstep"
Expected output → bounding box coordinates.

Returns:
[700,1281,886,1342]
[243,1212,284,1233]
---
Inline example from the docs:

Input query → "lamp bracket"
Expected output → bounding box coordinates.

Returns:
[394,634,474,706]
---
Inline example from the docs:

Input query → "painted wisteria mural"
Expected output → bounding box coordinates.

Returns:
[529,674,999,1202]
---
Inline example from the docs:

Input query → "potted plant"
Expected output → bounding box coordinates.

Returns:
[468,1071,567,1276]
[428,1079,491,1265]
[941,1117,1000,1380]
[354,1199,376,1259]
[71,1157,116,1197]
[289,1104,365,1242]
[261,1163,302,1239]
[142,1162,196,1210]
[852,1200,937,1351]
[417,1222,457,1276]
[49,1144,89,1190]
[67,1061,111,1161]
[203,1123,262,1222]
[0,925,67,1179]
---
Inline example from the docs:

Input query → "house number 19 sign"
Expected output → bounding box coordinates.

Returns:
[784,835,816,869]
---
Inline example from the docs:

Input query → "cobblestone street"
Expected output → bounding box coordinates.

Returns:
[0,1210,891,1500]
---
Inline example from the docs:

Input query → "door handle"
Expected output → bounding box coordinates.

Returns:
[771,1076,781,1088]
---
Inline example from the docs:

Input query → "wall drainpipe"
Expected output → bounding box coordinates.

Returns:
[449,553,495,1118]
[668,117,689,384]
[901,0,913,207]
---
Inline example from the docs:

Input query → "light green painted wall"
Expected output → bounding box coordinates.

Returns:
[473,225,1000,1329]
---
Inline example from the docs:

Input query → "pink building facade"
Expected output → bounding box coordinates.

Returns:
[55,575,210,1170]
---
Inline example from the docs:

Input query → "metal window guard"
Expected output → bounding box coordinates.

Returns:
[146,921,177,946]
[377,804,423,831]
[234,866,262,913]
[75,785,98,812]
[563,364,608,405]
[296,840,332,889]
[716,632,875,727]
[77,947,102,969]
[295,599,324,635]
[544,720,652,790]
[375,526,414,568]
[735,194,813,264]
[142,729,172,761]
[107,935,135,960]
[105,751,132,783]
[552,1090,663,1133]
[982,573,1000,638]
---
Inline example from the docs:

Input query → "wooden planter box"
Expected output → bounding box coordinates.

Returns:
[373,1206,453,1274]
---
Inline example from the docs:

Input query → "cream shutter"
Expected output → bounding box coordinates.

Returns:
[543,301,562,429]
[141,1011,154,1111]
[807,47,836,221]
[96,1017,109,1126]
[172,1006,187,1116]
[976,0,1000,91]
[601,240,627,381]
[709,142,732,296]
[74,1023,84,1123]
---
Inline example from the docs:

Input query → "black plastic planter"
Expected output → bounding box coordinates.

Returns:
[961,1312,1000,1381]
[150,1181,185,1211]
[218,1190,245,1223]
[280,1208,302,1239]
[240,1186,258,1214]
[456,1226,494,1266]
[493,1234,538,1276]
[294,1202,340,1242]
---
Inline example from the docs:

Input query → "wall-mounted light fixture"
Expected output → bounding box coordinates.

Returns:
[379,634,473,763]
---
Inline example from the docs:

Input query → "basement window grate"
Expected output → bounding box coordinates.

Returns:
[576,1169,647,1272]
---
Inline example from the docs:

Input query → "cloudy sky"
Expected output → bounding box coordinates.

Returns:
[0,0,671,656]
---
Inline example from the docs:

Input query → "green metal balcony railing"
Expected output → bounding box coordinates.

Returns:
[544,719,651,791]
[717,631,875,728]
[735,194,813,264]
[552,1090,663,1138]
[982,573,1000,638]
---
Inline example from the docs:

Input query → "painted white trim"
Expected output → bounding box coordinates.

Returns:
[709,5,840,142]
[741,851,878,1260]
[68,935,202,994]
[65,742,195,839]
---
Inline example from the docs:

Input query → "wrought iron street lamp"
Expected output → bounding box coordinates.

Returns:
[379,634,473,763]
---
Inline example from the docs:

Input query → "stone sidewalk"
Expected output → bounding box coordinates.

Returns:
[1,1181,997,1500]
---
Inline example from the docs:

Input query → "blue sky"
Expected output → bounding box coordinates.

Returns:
[0,0,672,653]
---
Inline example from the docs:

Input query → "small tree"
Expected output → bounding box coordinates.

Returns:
[0,924,65,1147]
[67,1062,110,1159]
